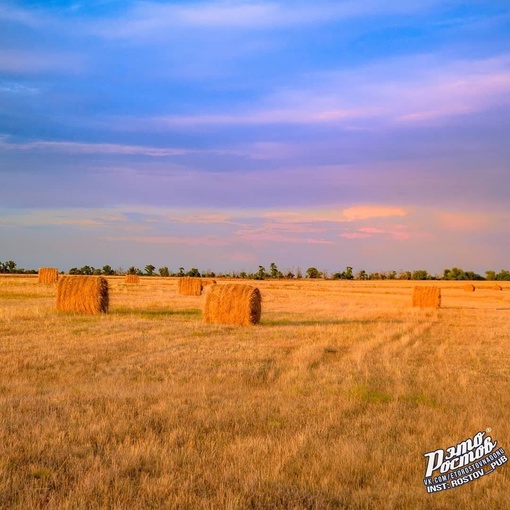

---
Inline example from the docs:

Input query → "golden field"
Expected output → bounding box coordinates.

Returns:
[0,275,509,509]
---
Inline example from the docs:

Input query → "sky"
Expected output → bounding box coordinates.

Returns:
[1,0,510,275]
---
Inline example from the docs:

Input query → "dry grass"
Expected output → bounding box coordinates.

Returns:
[38,267,58,284]
[203,283,262,326]
[56,276,109,314]
[0,276,509,509]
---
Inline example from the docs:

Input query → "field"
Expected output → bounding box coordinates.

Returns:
[0,275,509,509]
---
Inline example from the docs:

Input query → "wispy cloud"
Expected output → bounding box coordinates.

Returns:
[122,54,510,129]
[339,225,410,241]
[0,137,241,158]
[342,206,407,222]
[90,0,448,38]
[0,49,85,74]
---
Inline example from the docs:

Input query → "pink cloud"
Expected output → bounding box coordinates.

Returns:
[340,224,410,240]
[342,205,407,221]
[234,227,334,245]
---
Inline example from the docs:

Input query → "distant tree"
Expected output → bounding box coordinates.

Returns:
[68,267,81,275]
[356,269,368,280]
[93,268,102,275]
[254,265,267,280]
[464,271,484,281]
[127,266,138,275]
[102,265,114,275]
[398,271,412,280]
[268,262,283,278]
[412,269,429,280]
[3,260,16,273]
[239,271,247,279]
[296,267,303,279]
[80,265,93,275]
[443,267,466,280]
[386,270,397,280]
[186,268,200,277]
[306,267,321,279]
[485,270,497,281]
[178,267,185,277]
[285,269,295,279]
[333,266,354,280]
[145,264,156,276]
[496,269,510,281]
[158,267,170,277]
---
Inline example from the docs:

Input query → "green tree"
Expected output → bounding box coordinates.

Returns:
[127,266,138,275]
[255,265,267,280]
[412,269,429,280]
[145,264,156,276]
[178,267,185,277]
[306,267,321,279]
[269,262,280,279]
[496,269,510,281]
[485,270,496,281]
[356,269,368,280]
[186,268,200,277]
[3,260,16,273]
[443,267,466,280]
[68,267,81,275]
[102,265,114,275]
[80,265,93,275]
[464,271,484,281]
[386,270,397,280]
[159,267,170,277]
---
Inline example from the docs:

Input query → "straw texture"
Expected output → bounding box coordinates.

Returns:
[412,286,441,308]
[56,276,109,314]
[204,283,261,325]
[38,267,58,284]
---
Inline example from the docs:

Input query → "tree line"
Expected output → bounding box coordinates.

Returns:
[1,260,509,281]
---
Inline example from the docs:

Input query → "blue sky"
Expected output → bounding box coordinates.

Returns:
[1,0,510,274]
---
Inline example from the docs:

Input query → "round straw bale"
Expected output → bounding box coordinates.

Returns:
[491,283,503,291]
[204,283,261,325]
[412,286,441,308]
[56,276,109,314]
[463,284,476,292]
[178,276,203,296]
[38,267,59,284]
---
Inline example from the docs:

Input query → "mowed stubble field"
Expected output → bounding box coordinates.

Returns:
[0,275,509,509]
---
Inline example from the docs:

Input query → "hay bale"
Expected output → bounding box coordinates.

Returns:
[125,274,140,284]
[204,283,261,325]
[38,267,58,284]
[463,284,476,292]
[412,286,441,308]
[201,278,217,288]
[491,283,503,291]
[178,277,203,296]
[56,276,109,314]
